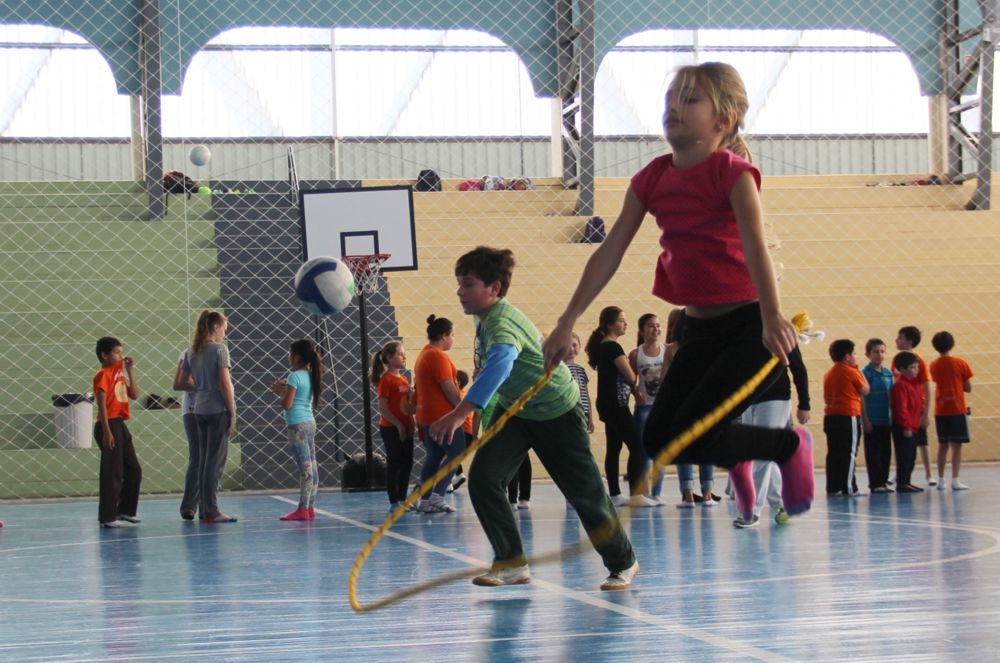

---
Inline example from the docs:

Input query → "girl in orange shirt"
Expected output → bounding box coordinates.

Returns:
[413,315,463,513]
[370,341,415,511]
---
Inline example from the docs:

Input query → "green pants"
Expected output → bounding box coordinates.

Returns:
[468,404,636,573]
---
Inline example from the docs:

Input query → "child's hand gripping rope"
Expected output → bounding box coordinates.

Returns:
[348,312,820,613]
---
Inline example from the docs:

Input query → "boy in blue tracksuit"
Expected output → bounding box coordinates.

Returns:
[861,338,894,492]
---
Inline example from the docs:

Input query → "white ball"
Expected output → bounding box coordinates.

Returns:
[294,257,357,316]
[189,144,211,167]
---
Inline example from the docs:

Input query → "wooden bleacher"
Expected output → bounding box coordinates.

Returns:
[383,174,1000,481]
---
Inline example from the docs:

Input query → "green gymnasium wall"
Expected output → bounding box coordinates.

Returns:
[0,183,242,499]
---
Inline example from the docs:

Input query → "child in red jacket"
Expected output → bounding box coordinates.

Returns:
[891,351,923,492]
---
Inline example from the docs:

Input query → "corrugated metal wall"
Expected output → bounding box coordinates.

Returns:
[0,136,940,182]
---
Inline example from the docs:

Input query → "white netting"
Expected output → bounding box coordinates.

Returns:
[1,1,998,501]
[343,254,391,296]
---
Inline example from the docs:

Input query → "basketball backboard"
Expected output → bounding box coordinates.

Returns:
[299,185,417,271]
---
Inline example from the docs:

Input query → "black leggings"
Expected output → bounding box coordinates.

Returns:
[507,455,532,502]
[642,303,798,469]
[601,405,646,496]
[379,425,414,504]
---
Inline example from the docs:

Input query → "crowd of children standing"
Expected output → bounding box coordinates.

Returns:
[824,326,974,496]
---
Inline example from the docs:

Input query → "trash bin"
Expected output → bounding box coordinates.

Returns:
[52,393,95,449]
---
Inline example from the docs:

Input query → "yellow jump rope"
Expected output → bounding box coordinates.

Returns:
[348,312,817,613]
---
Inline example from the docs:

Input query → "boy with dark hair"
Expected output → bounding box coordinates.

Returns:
[861,338,894,493]
[823,339,869,496]
[891,351,924,492]
[929,331,973,490]
[429,246,638,591]
[895,325,934,485]
[93,336,142,528]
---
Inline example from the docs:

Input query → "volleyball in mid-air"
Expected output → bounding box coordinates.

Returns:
[189,144,211,167]
[294,257,357,315]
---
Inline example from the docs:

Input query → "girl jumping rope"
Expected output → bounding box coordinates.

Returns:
[543,62,814,522]
[370,341,416,512]
[270,338,323,521]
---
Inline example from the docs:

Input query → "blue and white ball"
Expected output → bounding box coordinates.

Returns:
[294,257,356,315]
[189,144,211,167]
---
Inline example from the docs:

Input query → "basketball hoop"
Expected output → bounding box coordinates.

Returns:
[343,253,390,295]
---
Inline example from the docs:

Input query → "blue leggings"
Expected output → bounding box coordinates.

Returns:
[286,421,318,508]
[419,426,466,496]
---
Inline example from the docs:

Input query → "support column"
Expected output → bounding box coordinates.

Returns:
[576,0,596,216]
[140,0,165,220]
[942,0,998,210]
[971,18,996,210]
[129,95,145,182]
[555,0,596,215]
[927,95,949,177]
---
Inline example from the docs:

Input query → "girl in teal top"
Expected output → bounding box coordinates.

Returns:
[270,338,324,521]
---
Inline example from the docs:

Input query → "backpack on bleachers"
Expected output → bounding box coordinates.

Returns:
[415,169,442,192]
[580,216,606,243]
[164,171,199,199]
[482,175,506,191]
[506,177,535,191]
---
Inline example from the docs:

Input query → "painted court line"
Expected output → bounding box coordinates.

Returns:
[294,496,798,662]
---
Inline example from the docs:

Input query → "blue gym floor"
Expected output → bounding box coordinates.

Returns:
[2,467,999,662]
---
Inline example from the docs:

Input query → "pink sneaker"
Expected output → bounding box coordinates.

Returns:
[280,506,311,521]
[728,461,756,520]
[779,427,815,515]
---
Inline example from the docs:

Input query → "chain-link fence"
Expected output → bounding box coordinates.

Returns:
[1,1,998,500]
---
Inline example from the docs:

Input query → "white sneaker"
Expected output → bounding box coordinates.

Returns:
[628,494,661,508]
[516,499,531,510]
[928,477,938,487]
[600,560,639,591]
[676,500,696,509]
[952,480,970,491]
[417,496,455,513]
[473,564,531,586]
[610,494,629,507]
[937,481,947,491]
[702,497,718,507]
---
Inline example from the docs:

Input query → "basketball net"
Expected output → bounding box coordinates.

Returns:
[343,253,390,295]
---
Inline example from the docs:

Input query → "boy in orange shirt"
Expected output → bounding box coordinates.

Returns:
[93,336,142,528]
[823,339,869,496]
[929,332,973,490]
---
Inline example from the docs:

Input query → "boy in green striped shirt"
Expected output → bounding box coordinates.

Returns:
[429,246,638,591]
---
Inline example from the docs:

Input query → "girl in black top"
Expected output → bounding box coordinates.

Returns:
[585,306,659,507]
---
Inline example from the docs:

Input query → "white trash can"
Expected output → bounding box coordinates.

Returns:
[52,393,94,449]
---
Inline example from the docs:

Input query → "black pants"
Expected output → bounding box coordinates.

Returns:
[892,424,918,487]
[643,303,798,469]
[824,414,860,494]
[600,405,646,497]
[507,455,532,502]
[379,426,414,504]
[863,424,892,489]
[94,418,142,524]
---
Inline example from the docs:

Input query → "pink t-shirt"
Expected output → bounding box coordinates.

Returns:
[630,150,760,306]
